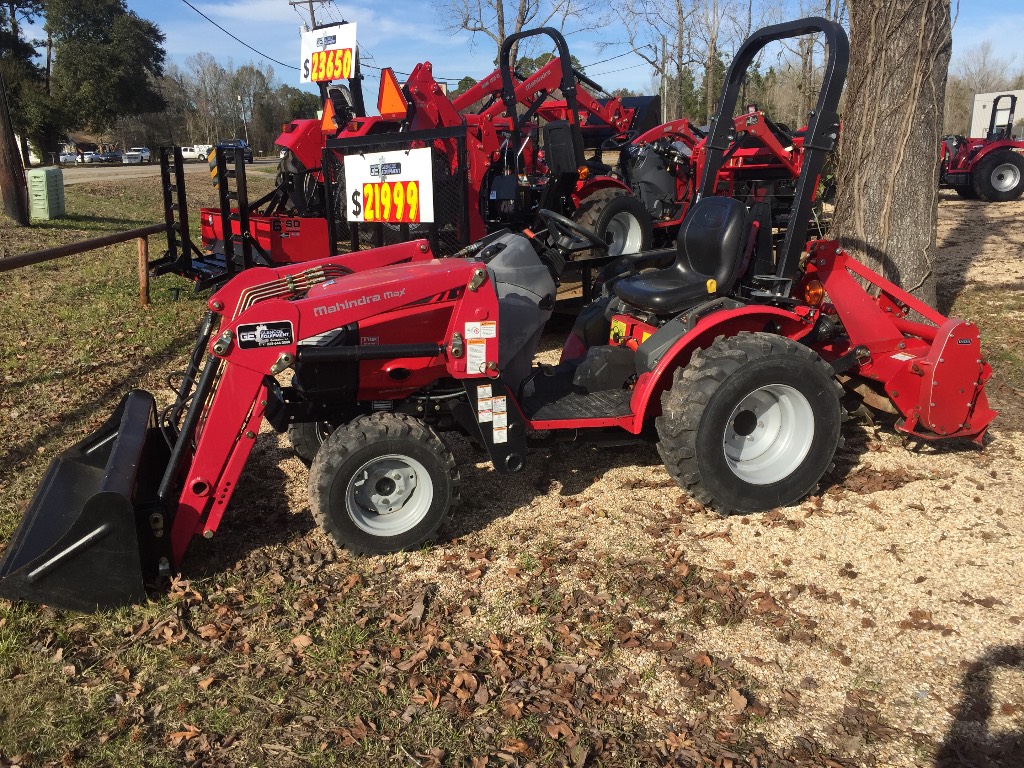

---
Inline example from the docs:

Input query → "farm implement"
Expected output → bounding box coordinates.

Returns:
[0,18,997,613]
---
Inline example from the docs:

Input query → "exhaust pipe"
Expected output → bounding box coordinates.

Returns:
[0,390,171,613]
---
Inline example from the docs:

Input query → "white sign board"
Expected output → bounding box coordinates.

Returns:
[344,148,435,224]
[300,23,357,84]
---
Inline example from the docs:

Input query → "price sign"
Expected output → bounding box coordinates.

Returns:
[344,148,435,223]
[300,22,357,84]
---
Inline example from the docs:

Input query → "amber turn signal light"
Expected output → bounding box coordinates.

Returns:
[803,279,826,306]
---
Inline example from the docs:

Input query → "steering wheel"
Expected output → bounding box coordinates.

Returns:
[536,209,608,253]
[600,129,639,152]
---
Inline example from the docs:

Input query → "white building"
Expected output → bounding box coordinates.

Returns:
[970,90,1024,139]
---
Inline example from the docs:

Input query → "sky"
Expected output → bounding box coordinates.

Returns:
[29,1,1024,97]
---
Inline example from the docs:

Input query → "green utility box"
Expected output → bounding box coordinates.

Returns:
[27,167,66,220]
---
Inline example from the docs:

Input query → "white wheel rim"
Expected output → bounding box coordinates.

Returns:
[722,384,814,485]
[604,211,644,257]
[991,162,1020,192]
[345,454,433,535]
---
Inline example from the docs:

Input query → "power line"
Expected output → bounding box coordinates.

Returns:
[582,48,647,69]
[178,0,298,70]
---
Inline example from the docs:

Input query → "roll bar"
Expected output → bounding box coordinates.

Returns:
[698,17,849,287]
[988,94,1017,139]
[499,27,580,130]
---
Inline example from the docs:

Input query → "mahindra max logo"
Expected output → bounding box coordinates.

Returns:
[313,288,407,317]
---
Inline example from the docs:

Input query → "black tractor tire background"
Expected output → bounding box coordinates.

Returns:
[952,184,978,199]
[656,332,843,513]
[308,413,460,554]
[572,189,652,260]
[276,150,324,217]
[972,150,1024,202]
[288,421,334,464]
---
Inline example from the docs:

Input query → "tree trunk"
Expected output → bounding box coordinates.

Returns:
[0,72,29,226]
[831,0,952,306]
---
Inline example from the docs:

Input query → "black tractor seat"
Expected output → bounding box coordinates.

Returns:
[613,196,752,315]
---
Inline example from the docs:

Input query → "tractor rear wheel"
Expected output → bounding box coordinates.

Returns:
[309,413,459,554]
[952,184,977,199]
[656,332,843,513]
[573,189,652,260]
[973,150,1024,202]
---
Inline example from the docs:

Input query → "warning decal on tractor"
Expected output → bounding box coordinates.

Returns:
[344,147,435,223]
[237,321,295,349]
[477,384,493,423]
[300,22,357,84]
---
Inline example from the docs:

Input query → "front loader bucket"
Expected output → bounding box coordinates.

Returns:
[0,390,171,613]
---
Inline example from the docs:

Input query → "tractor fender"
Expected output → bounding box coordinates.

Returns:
[275,119,323,171]
[965,139,1024,167]
[627,305,815,430]
[573,177,631,207]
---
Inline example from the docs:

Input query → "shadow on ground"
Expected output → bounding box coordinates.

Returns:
[935,644,1024,768]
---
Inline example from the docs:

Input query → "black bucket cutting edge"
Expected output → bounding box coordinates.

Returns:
[0,390,171,613]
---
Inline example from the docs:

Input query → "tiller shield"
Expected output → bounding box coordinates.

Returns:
[0,390,171,612]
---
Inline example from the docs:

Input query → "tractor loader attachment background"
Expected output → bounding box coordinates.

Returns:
[0,390,170,612]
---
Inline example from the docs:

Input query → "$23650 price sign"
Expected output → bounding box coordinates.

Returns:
[343,147,435,224]
[308,48,354,83]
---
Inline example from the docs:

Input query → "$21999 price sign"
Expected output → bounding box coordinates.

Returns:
[351,181,421,223]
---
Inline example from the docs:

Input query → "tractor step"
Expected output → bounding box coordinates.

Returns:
[524,388,632,421]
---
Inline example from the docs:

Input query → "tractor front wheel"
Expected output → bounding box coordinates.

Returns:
[973,150,1024,202]
[573,189,652,260]
[657,332,843,513]
[309,413,460,554]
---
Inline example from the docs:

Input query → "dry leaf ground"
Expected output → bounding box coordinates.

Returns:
[0,183,1022,767]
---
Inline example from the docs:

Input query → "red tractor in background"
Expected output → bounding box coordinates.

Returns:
[152,28,662,292]
[941,93,1024,201]
[601,105,829,250]
[0,17,998,613]
[156,26,823,295]
[274,27,660,257]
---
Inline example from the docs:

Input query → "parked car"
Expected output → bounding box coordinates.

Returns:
[217,139,254,164]
[77,152,102,164]
[181,144,213,161]
[59,152,77,164]
[98,150,122,162]
[122,147,151,164]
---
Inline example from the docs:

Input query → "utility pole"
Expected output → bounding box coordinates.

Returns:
[661,35,668,123]
[0,72,29,226]
[288,0,320,28]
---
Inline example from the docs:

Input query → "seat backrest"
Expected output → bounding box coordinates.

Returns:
[542,120,585,175]
[671,196,751,293]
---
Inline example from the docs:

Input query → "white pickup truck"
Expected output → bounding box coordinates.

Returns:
[180,145,214,162]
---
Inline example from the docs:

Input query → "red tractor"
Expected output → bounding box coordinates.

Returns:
[941,93,1024,201]
[152,29,660,291]
[0,18,997,613]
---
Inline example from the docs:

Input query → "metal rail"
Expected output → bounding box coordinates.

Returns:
[0,221,168,305]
